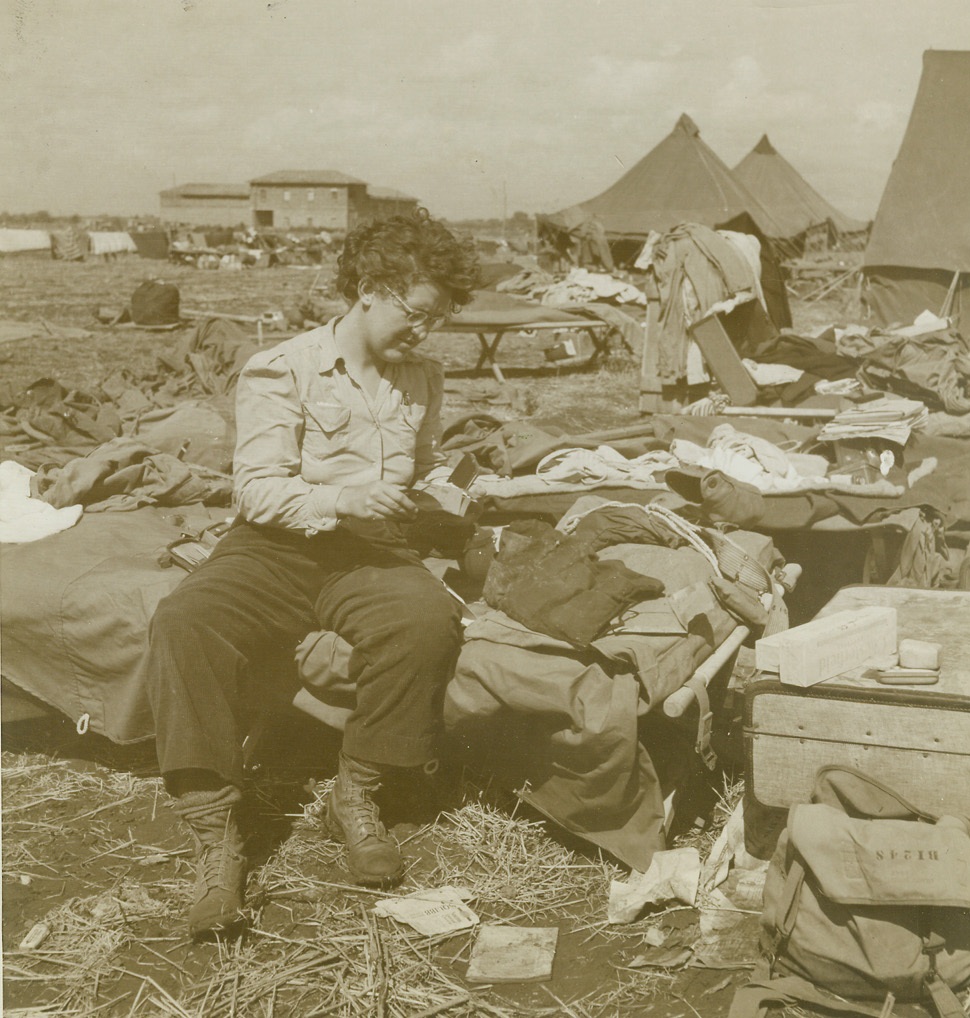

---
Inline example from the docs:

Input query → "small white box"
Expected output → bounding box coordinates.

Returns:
[756,606,897,686]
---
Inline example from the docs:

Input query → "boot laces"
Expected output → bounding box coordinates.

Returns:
[344,786,385,839]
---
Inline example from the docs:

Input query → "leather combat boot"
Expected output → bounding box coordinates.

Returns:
[173,785,248,939]
[326,752,404,886]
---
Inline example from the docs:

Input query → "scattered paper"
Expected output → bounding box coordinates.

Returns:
[643,926,667,947]
[817,396,929,446]
[699,888,746,934]
[693,887,764,969]
[701,798,764,892]
[608,847,701,924]
[732,866,770,911]
[373,886,478,937]
[627,947,692,970]
[466,925,559,983]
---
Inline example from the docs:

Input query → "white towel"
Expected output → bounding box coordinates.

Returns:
[0,460,83,543]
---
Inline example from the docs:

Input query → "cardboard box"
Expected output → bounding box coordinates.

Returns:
[755,606,897,686]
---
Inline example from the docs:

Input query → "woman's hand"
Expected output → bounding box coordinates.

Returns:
[335,481,418,521]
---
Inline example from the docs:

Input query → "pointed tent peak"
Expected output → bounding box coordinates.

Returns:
[674,113,700,137]
[735,132,870,237]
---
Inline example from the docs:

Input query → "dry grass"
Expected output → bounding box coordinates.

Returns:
[1,750,749,1018]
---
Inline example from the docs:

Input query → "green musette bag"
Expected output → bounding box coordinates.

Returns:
[731,765,970,1018]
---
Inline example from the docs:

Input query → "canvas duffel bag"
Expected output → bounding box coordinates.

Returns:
[731,765,970,1018]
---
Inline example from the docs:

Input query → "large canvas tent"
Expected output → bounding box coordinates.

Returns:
[862,50,970,332]
[539,113,786,263]
[733,135,868,247]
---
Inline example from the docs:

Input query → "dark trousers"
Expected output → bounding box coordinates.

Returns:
[143,521,463,787]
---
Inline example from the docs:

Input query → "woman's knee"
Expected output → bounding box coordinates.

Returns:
[395,580,462,631]
[149,587,240,648]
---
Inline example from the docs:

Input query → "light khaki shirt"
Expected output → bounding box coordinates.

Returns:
[233,319,447,533]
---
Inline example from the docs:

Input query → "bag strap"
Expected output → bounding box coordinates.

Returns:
[812,764,940,822]
[729,962,884,1018]
[731,966,967,1018]
[774,857,805,943]
[756,854,804,981]
[683,674,716,771]
[924,974,966,1018]
[923,933,968,1018]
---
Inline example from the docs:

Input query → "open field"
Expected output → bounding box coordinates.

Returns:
[0,255,862,430]
[0,253,862,1017]
[0,257,646,431]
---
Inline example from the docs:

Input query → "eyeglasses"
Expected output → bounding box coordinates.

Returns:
[382,286,450,333]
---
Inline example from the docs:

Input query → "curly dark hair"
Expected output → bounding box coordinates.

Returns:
[336,207,480,309]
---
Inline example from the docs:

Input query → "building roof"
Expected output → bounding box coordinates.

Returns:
[250,170,367,187]
[733,135,868,238]
[368,186,418,201]
[548,113,785,239]
[160,183,251,199]
[864,50,970,273]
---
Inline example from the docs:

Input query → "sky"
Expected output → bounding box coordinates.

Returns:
[2,0,969,222]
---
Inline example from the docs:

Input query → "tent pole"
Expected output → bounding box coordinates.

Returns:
[638,297,664,414]
[939,270,960,319]
[803,267,857,304]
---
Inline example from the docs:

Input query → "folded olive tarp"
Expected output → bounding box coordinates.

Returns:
[0,506,225,741]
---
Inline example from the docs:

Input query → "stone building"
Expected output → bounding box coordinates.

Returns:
[158,183,251,228]
[159,172,420,230]
[250,170,369,231]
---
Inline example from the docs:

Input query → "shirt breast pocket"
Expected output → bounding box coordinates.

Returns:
[397,403,427,459]
[302,402,351,459]
[401,402,427,434]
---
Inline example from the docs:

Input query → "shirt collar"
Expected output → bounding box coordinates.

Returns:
[316,316,420,375]
[317,317,343,374]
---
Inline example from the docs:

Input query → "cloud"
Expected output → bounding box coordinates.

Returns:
[712,55,813,122]
[580,55,675,105]
[854,99,904,133]
[430,31,499,77]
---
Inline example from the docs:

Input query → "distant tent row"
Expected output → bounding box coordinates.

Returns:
[539,113,866,265]
[0,228,168,260]
[0,229,53,256]
[539,114,782,264]
[862,49,970,333]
